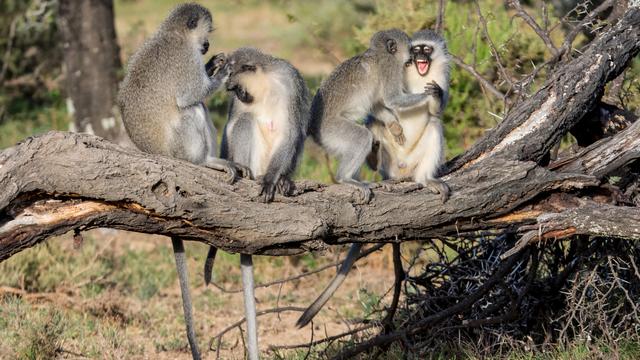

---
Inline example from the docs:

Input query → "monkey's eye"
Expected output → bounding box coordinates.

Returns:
[241,64,256,72]
[411,47,421,54]
[187,16,199,30]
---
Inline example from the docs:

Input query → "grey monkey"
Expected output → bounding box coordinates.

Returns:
[367,29,450,199]
[366,29,451,323]
[297,29,431,328]
[205,47,310,360]
[118,4,247,359]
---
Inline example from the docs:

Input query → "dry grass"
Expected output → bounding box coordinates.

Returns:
[0,229,397,359]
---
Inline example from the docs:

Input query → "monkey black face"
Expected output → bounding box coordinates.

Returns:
[201,40,210,55]
[411,44,433,76]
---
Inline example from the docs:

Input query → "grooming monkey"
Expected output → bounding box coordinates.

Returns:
[206,47,310,359]
[118,4,246,359]
[297,29,432,328]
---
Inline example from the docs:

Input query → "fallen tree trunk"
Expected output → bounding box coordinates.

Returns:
[1,7,639,263]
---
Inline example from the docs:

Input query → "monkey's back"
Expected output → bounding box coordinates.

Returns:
[118,33,188,156]
[309,51,393,145]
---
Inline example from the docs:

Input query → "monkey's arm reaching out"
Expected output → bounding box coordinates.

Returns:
[385,91,429,114]
[177,61,230,109]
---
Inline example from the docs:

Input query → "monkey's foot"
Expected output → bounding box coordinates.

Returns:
[277,177,296,197]
[234,162,253,179]
[421,179,450,203]
[340,179,373,204]
[259,175,278,203]
[204,159,238,184]
[387,122,406,146]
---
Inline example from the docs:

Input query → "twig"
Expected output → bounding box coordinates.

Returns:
[331,251,526,359]
[450,54,505,100]
[0,17,18,84]
[558,0,615,60]
[508,0,558,56]
[210,244,386,293]
[473,1,515,88]
[435,0,446,35]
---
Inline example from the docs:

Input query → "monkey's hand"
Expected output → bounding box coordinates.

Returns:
[387,121,406,145]
[205,53,226,77]
[425,81,443,103]
[421,179,450,203]
[259,174,278,203]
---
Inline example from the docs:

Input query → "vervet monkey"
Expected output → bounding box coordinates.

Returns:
[211,47,310,360]
[307,29,432,203]
[298,29,432,328]
[118,4,245,359]
[367,29,450,199]
[366,28,451,324]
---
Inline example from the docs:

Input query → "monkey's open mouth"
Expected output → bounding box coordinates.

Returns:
[415,59,430,76]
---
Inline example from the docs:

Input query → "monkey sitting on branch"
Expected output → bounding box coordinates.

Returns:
[117,4,248,359]
[204,47,310,360]
[297,28,435,328]
[365,29,451,324]
[367,29,450,201]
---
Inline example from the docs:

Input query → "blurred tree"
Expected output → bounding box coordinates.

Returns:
[58,0,128,144]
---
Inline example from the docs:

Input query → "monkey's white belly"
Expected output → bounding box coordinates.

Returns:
[377,109,428,177]
[248,102,288,177]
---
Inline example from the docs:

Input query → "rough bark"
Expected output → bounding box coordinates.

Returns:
[57,0,128,144]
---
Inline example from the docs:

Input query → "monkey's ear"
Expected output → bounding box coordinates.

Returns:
[386,39,397,54]
[187,15,199,30]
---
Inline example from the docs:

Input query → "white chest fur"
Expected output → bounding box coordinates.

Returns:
[236,69,291,176]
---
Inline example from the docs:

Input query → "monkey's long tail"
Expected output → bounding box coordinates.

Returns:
[171,237,202,360]
[296,243,363,328]
[204,246,218,285]
[241,254,260,360]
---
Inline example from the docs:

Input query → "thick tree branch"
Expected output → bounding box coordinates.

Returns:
[446,8,640,173]
[0,132,598,261]
[503,202,640,258]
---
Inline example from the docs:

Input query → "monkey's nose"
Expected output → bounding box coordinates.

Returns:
[201,40,210,55]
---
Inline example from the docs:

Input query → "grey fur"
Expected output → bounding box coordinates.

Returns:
[308,29,425,203]
[297,29,424,328]
[216,47,310,359]
[117,4,234,360]
[118,3,239,180]
[222,47,310,201]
